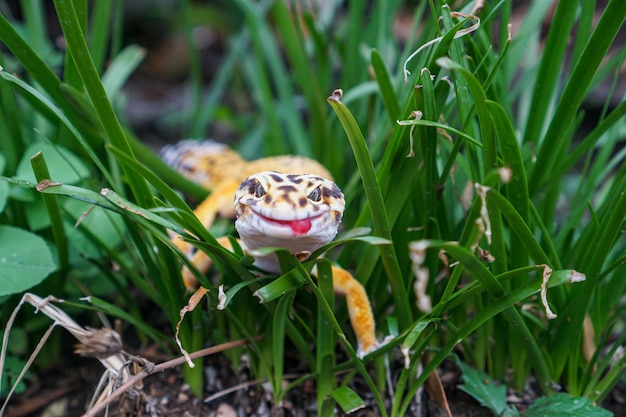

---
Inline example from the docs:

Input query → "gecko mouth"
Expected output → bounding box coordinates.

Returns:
[253,211,323,235]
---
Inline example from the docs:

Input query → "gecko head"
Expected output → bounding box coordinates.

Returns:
[234,171,345,252]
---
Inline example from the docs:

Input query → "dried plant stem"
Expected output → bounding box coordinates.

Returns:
[81,337,261,417]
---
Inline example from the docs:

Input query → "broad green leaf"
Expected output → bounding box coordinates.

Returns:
[16,142,90,184]
[0,356,28,396]
[457,360,508,416]
[0,225,56,295]
[330,386,365,413]
[524,393,613,417]
[62,199,126,258]
[25,199,49,231]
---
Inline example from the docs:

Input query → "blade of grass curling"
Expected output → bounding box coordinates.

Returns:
[529,0,626,194]
[438,7,475,129]
[52,0,152,206]
[437,57,497,174]
[327,89,412,329]
[371,49,401,124]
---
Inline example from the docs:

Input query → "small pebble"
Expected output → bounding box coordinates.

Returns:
[216,402,237,417]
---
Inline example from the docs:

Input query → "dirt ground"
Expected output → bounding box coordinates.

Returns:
[4,332,624,417]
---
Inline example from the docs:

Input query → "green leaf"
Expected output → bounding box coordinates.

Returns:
[330,386,365,414]
[52,0,153,208]
[327,90,412,328]
[63,198,125,256]
[371,48,400,124]
[0,225,56,295]
[16,142,90,184]
[253,269,306,303]
[524,393,613,417]
[0,356,29,396]
[0,180,7,214]
[101,44,146,98]
[457,360,508,416]
[401,319,438,351]
[271,290,294,397]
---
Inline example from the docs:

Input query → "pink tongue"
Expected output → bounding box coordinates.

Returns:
[287,218,312,235]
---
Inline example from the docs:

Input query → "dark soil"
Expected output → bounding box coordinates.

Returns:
[0,346,489,417]
[5,332,624,417]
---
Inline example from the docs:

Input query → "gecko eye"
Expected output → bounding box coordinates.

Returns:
[307,187,322,202]
[254,181,266,198]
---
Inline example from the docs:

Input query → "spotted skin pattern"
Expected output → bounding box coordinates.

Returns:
[234,171,345,272]
[161,140,378,356]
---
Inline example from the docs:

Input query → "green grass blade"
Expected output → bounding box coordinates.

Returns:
[521,0,577,146]
[327,90,412,329]
[371,48,400,124]
[88,0,113,73]
[529,0,626,193]
[0,70,114,185]
[101,45,146,97]
[271,290,294,400]
[271,1,326,155]
[315,260,336,415]
[398,265,579,414]
[52,0,153,206]
[30,152,68,273]
[487,189,553,266]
